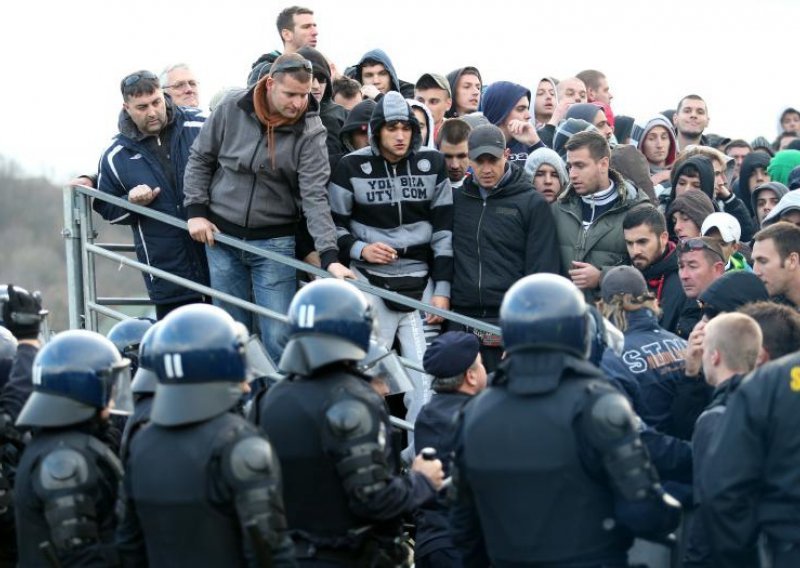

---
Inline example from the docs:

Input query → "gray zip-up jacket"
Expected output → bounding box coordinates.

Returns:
[183,86,339,268]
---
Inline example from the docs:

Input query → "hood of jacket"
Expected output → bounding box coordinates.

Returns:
[445,66,482,117]
[480,81,530,126]
[611,144,656,201]
[630,114,678,167]
[356,48,401,94]
[367,91,422,157]
[118,92,177,142]
[666,189,715,237]
[297,46,332,101]
[670,155,716,202]
[739,151,772,194]
[523,147,568,188]
[751,181,789,218]
[767,149,800,186]
[339,99,377,152]
[406,99,436,148]
[763,189,800,226]
[698,271,768,313]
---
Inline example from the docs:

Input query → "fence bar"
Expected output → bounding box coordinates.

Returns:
[62,186,84,329]
[86,302,130,322]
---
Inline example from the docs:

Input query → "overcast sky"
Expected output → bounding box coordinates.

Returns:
[1,0,797,182]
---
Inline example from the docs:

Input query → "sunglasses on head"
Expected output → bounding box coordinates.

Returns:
[678,237,725,263]
[121,70,158,89]
[270,59,313,76]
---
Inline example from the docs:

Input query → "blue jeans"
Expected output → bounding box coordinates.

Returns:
[205,236,295,364]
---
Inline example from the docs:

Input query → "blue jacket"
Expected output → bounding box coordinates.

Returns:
[601,308,688,434]
[94,100,209,304]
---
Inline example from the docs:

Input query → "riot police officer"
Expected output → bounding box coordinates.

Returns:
[13,329,132,567]
[118,322,159,460]
[0,284,46,421]
[106,316,155,375]
[117,304,295,567]
[256,279,444,567]
[450,274,681,567]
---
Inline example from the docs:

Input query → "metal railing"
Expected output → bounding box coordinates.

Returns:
[62,184,501,343]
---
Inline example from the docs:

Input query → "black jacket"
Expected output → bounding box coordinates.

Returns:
[451,165,561,318]
[641,241,689,334]
[684,374,745,567]
[700,355,800,567]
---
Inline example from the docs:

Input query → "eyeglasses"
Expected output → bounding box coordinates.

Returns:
[270,59,313,76]
[678,238,725,263]
[121,71,158,88]
[164,80,199,91]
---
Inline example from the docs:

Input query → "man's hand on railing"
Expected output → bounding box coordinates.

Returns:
[327,262,356,280]
[128,184,161,206]
[426,295,449,324]
[68,175,95,188]
[188,217,220,246]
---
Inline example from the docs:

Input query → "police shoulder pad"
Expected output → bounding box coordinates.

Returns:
[325,399,374,439]
[38,448,90,491]
[228,436,276,483]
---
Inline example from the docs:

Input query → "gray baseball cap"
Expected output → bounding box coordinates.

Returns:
[468,124,506,160]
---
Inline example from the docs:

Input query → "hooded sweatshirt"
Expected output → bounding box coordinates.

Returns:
[750,181,789,226]
[407,99,436,148]
[666,189,715,241]
[298,46,347,158]
[328,91,453,296]
[445,66,482,118]
[790,166,800,190]
[611,145,658,204]
[762,189,800,226]
[481,81,540,161]
[330,99,377,171]
[630,114,678,171]
[669,155,716,203]
[353,48,415,98]
[735,151,772,217]
[767,150,800,186]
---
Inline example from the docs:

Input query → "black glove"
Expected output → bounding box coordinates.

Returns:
[1,285,42,340]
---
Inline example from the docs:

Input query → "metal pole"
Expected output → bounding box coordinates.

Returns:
[77,193,99,331]
[62,185,85,329]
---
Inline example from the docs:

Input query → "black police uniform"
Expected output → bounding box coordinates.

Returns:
[701,353,800,568]
[413,391,471,567]
[116,303,295,567]
[450,273,680,567]
[119,411,295,567]
[257,365,437,566]
[14,428,122,567]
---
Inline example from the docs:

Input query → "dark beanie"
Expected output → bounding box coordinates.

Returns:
[566,103,602,124]
[667,189,715,235]
[481,81,531,126]
[698,271,769,315]
[423,331,480,379]
[670,155,716,202]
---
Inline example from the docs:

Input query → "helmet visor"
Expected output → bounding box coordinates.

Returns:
[361,350,415,395]
[244,335,277,383]
[106,359,134,415]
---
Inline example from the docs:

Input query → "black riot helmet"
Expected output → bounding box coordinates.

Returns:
[145,304,247,427]
[0,325,17,388]
[130,323,160,396]
[107,316,156,373]
[500,273,590,358]
[16,330,133,428]
[279,279,373,375]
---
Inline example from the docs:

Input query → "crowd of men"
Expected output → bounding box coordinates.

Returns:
[11,2,799,566]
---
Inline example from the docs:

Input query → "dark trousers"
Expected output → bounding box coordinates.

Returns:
[155,296,210,320]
